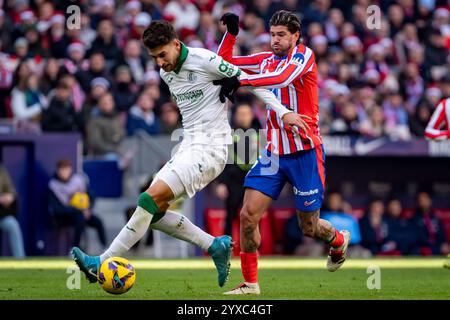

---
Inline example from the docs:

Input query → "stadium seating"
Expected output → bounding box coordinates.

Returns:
[44,226,75,256]
[436,209,450,244]
[0,231,12,256]
[82,159,123,198]
[269,208,297,254]
[205,206,450,256]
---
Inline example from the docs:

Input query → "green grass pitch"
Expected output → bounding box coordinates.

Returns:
[0,257,448,300]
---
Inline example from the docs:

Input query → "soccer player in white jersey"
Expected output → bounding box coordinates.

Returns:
[72,20,309,288]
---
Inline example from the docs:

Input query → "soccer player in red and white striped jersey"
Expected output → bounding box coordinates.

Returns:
[216,11,350,295]
[425,98,450,140]
[218,22,321,155]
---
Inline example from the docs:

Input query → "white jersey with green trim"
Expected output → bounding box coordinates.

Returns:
[160,44,293,145]
[156,45,295,198]
[160,45,239,145]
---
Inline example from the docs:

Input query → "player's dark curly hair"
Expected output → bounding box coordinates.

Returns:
[269,10,302,43]
[142,20,177,49]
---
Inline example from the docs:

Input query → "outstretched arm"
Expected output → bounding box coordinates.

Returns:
[239,47,315,89]
[218,32,271,74]
[217,13,271,74]
[250,87,310,134]
[250,88,291,119]
[210,61,311,133]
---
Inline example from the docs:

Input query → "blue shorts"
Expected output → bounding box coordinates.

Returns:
[244,145,326,212]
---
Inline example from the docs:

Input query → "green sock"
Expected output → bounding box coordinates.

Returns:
[138,192,158,214]
[100,193,157,262]
[151,212,166,224]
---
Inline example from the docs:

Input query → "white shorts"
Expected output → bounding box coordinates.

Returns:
[152,143,228,198]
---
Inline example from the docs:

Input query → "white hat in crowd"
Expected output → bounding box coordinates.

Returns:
[134,12,152,27]
[91,77,110,90]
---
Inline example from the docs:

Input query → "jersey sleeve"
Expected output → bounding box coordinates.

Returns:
[249,87,292,119]
[425,99,450,140]
[202,50,242,79]
[239,46,315,89]
[217,31,272,74]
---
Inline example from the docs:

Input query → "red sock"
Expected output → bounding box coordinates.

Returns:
[240,252,258,283]
[329,230,344,248]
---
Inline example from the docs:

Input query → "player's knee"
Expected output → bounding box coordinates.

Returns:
[240,205,259,227]
[145,189,169,209]
[240,210,254,228]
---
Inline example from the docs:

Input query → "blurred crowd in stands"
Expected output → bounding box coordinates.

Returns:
[284,189,450,257]
[0,0,448,160]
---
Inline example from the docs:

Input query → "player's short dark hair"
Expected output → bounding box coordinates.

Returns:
[269,10,301,35]
[142,20,177,49]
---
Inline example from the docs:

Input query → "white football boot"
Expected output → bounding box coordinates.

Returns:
[327,230,351,272]
[224,282,261,295]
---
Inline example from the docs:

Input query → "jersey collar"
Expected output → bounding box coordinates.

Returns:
[274,46,297,60]
[173,42,189,74]
[274,54,288,60]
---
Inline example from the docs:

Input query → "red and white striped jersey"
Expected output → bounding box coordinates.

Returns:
[425,98,450,140]
[218,32,322,155]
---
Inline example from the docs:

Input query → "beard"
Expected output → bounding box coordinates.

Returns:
[272,43,293,57]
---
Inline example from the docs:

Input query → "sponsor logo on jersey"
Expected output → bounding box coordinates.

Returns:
[291,52,305,66]
[218,59,237,77]
[171,89,204,103]
[293,186,319,196]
